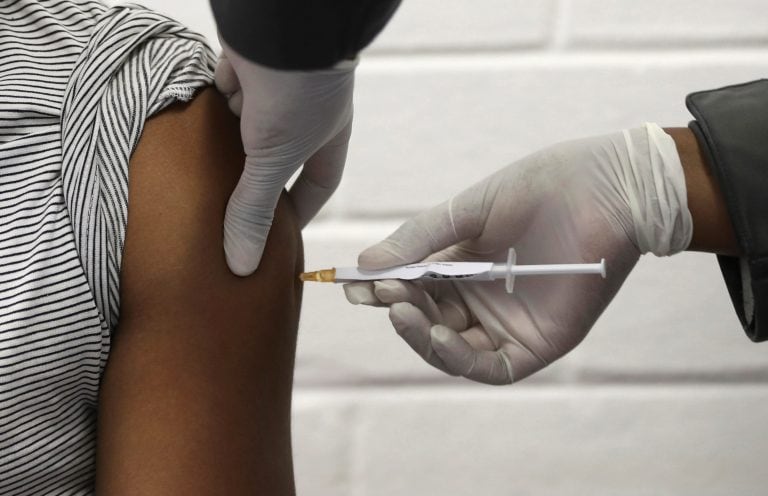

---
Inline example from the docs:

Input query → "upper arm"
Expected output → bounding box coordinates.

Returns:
[94,88,302,495]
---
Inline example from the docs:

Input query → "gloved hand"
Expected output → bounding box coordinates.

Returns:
[215,39,356,275]
[344,124,692,384]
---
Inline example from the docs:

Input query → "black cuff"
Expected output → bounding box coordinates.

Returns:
[686,79,768,341]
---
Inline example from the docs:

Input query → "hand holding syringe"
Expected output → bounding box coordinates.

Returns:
[301,248,605,293]
[316,125,691,386]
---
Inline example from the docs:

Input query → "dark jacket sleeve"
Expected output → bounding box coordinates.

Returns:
[686,80,768,341]
[210,0,401,70]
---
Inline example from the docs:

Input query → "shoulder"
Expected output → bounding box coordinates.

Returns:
[121,87,303,319]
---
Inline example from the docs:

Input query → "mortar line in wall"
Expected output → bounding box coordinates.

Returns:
[302,220,408,241]
[357,48,768,72]
[366,43,549,58]
[363,43,768,59]
[293,380,768,393]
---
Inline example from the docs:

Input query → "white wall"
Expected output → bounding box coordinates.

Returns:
[115,1,768,494]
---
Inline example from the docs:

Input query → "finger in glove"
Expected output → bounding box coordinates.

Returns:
[431,325,513,385]
[343,282,382,306]
[389,302,451,375]
[213,55,243,116]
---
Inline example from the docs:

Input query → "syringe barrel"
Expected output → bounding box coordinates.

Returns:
[489,261,606,278]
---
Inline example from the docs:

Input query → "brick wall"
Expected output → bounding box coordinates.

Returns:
[115,1,768,493]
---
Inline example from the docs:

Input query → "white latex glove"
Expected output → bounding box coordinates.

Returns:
[344,124,692,385]
[215,39,356,275]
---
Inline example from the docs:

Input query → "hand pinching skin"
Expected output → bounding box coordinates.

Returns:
[216,39,356,275]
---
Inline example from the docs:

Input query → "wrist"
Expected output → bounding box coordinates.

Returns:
[619,123,692,257]
[663,127,740,256]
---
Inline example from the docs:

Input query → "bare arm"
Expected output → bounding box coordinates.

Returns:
[94,88,302,495]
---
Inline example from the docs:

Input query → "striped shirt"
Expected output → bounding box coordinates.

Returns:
[0,1,215,493]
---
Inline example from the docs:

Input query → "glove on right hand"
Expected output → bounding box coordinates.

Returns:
[345,124,692,384]
[215,40,355,275]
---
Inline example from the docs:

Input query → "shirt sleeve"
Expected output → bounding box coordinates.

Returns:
[686,79,768,341]
[61,4,215,330]
[209,0,402,70]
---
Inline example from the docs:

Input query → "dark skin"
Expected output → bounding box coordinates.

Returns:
[94,88,302,495]
[665,127,740,256]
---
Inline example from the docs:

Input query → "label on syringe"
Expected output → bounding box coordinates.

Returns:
[335,261,495,282]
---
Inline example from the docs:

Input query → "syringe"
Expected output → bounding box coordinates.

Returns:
[300,249,606,293]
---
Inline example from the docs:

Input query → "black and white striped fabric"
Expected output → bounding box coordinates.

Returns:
[0,1,215,493]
